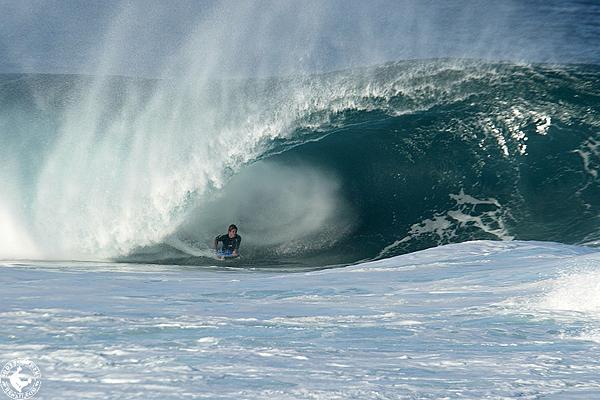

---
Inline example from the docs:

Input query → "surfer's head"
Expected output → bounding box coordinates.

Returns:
[228,224,238,238]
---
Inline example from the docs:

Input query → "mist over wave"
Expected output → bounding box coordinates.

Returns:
[0,60,599,266]
[2,0,599,76]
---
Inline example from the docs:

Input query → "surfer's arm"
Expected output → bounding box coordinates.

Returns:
[232,236,241,255]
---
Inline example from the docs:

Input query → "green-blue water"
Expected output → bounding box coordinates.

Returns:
[1,61,599,267]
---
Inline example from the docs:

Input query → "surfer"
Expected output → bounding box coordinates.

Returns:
[214,224,242,258]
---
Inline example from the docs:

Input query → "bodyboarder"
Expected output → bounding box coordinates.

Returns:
[214,224,241,258]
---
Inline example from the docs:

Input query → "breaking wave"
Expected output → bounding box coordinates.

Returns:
[1,60,599,267]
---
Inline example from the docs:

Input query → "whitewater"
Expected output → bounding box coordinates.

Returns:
[3,241,600,399]
[2,1,600,399]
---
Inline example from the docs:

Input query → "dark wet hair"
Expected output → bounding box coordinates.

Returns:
[228,224,238,232]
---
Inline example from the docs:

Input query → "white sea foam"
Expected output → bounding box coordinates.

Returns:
[2,241,600,398]
[379,189,513,257]
[537,269,600,315]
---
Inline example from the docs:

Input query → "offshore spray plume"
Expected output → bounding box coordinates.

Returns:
[28,1,342,259]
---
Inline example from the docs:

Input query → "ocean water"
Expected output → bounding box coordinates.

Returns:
[2,62,600,399]
[2,241,600,399]
[2,1,600,399]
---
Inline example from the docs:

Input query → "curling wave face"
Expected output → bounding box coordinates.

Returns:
[0,60,599,266]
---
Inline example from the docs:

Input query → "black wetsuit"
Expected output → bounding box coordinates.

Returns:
[215,234,242,253]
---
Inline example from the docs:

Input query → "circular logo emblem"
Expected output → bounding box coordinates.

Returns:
[0,360,41,399]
